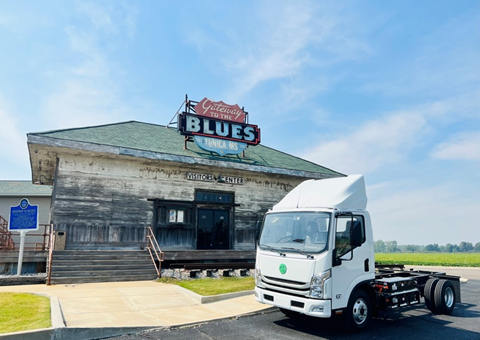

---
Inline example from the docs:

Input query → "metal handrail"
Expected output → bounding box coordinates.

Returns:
[46,224,55,285]
[0,215,15,250]
[146,226,164,278]
[0,222,52,251]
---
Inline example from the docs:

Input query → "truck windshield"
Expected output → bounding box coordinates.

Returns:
[259,212,331,254]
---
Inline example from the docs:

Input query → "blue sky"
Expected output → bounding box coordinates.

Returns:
[1,1,479,245]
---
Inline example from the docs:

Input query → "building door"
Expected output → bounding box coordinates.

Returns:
[197,209,230,249]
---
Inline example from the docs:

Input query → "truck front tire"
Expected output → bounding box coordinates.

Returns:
[345,289,371,331]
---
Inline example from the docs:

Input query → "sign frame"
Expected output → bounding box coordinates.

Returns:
[8,198,39,232]
[178,112,261,146]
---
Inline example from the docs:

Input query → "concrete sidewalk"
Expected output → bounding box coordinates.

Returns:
[0,280,272,340]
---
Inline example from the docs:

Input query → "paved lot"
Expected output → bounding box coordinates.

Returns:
[108,271,480,340]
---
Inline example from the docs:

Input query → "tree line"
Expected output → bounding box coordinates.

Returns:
[374,240,480,253]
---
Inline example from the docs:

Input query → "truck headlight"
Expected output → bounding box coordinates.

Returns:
[255,267,264,288]
[309,269,331,299]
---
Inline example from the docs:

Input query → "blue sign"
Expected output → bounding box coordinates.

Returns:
[9,198,39,231]
[194,136,247,156]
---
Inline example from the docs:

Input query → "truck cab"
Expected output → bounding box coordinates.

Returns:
[254,175,375,329]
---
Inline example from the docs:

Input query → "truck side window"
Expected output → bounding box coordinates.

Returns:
[335,215,365,257]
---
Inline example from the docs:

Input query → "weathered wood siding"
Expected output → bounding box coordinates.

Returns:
[230,173,300,250]
[51,154,307,250]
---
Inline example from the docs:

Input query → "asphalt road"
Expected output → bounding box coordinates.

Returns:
[109,279,480,340]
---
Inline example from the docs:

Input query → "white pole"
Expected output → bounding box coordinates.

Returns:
[17,231,27,275]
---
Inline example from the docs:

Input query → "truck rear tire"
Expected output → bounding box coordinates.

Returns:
[345,289,371,331]
[424,278,439,314]
[434,279,456,315]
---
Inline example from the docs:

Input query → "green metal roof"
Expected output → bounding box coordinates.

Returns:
[0,181,52,197]
[28,121,343,177]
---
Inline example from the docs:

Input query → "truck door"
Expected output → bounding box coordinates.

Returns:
[331,214,371,310]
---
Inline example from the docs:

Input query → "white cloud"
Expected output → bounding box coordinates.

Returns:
[0,96,31,179]
[44,79,127,128]
[432,132,480,161]
[223,3,319,99]
[66,25,97,56]
[0,12,15,30]
[186,1,371,109]
[74,1,116,34]
[368,180,480,245]
[298,92,480,245]
[0,96,25,154]
[73,0,137,38]
[300,91,480,175]
[42,1,136,129]
[360,10,480,99]
[300,109,428,174]
[123,3,138,39]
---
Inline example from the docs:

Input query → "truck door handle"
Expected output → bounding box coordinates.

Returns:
[364,258,369,272]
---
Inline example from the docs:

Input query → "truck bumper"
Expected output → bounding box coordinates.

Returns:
[255,287,332,318]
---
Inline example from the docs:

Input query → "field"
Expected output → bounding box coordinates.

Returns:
[375,252,480,267]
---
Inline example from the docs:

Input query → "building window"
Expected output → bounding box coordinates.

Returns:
[165,207,190,224]
[153,200,193,227]
[168,208,186,223]
[195,191,233,204]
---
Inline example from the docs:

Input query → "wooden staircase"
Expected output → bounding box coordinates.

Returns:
[48,250,159,284]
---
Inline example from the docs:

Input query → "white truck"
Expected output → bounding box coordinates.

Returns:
[254,175,461,331]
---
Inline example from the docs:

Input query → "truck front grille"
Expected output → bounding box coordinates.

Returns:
[264,276,307,286]
[261,275,310,297]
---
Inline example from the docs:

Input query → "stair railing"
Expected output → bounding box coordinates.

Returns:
[46,224,55,285]
[146,226,164,278]
[0,215,15,250]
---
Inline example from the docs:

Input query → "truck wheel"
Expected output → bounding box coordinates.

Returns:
[345,289,371,331]
[424,278,439,314]
[434,279,456,315]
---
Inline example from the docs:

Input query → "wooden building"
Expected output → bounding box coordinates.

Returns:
[27,120,343,266]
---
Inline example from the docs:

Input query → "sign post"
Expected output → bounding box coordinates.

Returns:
[17,231,27,275]
[8,198,39,275]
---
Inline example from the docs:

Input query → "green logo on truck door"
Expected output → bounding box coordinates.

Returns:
[279,264,287,274]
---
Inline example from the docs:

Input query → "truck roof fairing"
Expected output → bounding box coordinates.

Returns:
[272,175,367,211]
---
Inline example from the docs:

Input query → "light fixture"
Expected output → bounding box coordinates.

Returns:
[34,174,53,185]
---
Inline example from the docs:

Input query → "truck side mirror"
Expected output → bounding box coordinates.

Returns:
[351,221,363,248]
[255,221,262,242]
[332,249,342,267]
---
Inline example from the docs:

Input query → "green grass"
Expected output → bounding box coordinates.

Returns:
[0,293,51,334]
[375,252,480,267]
[157,276,255,296]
